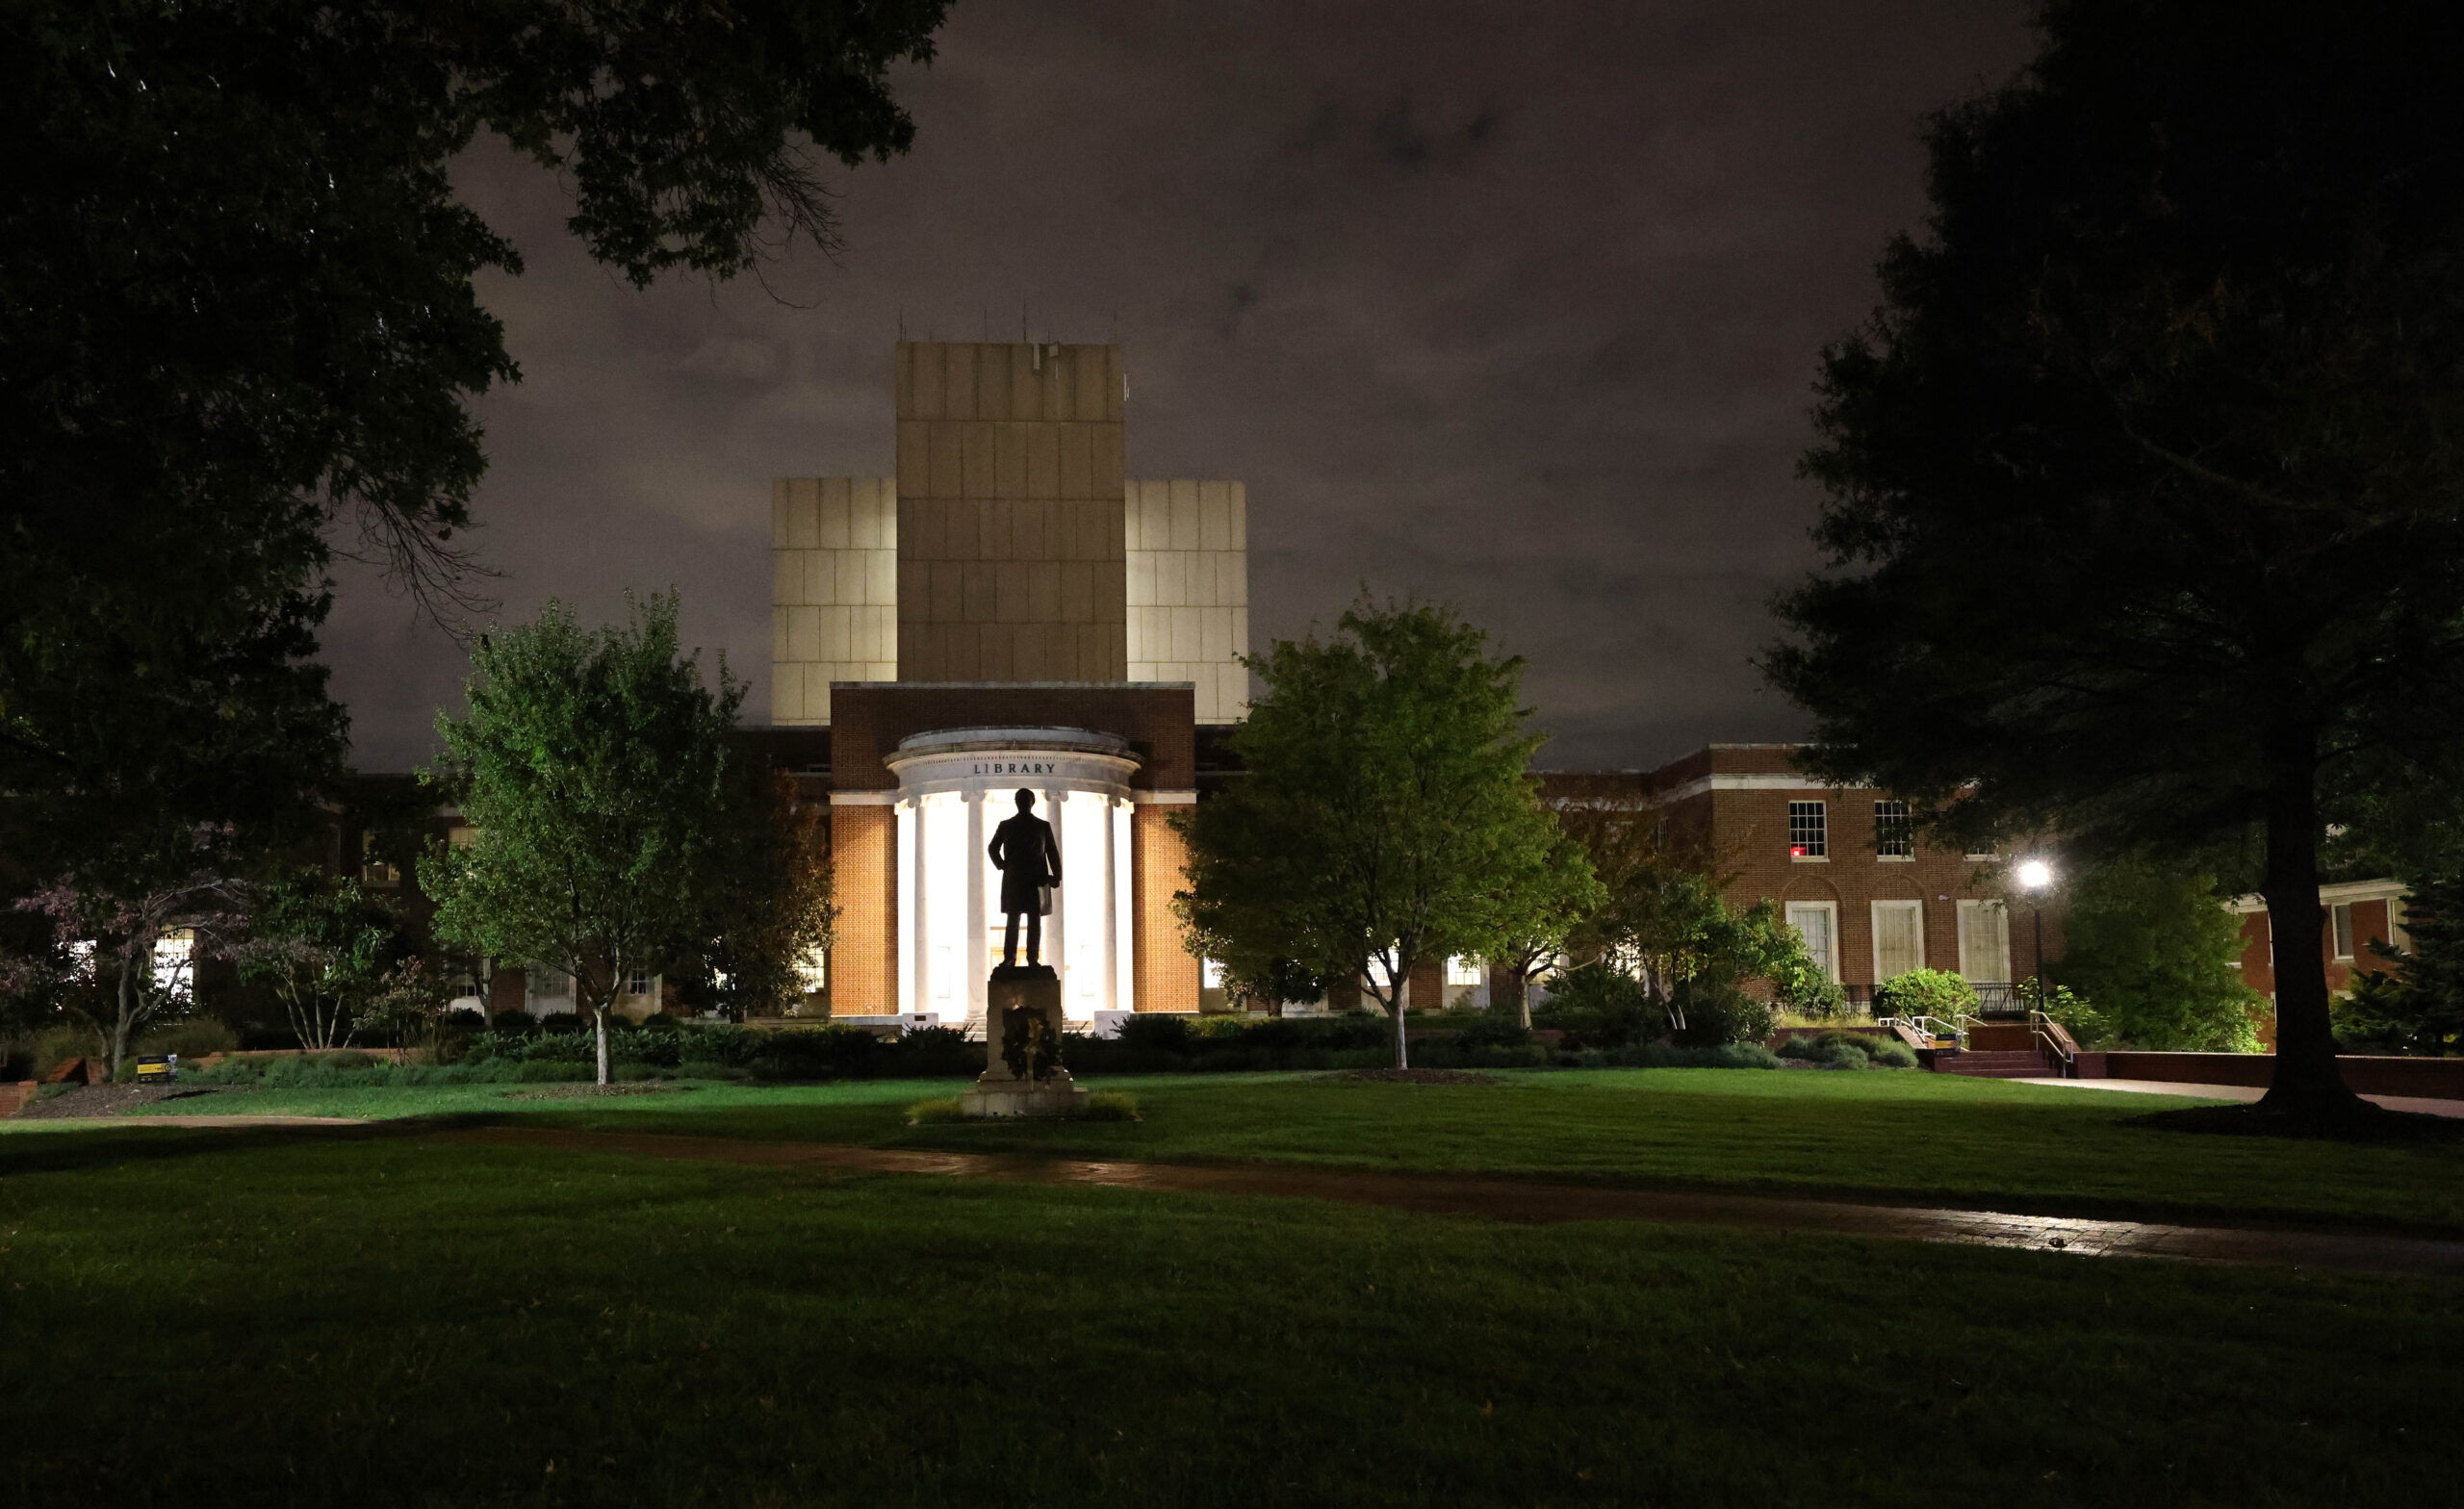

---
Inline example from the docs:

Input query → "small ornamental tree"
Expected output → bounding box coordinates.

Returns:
[13,870,246,1078]
[676,765,835,1021]
[1174,600,1563,1068]
[1484,830,1605,1028]
[235,870,399,1050]
[421,593,740,1085]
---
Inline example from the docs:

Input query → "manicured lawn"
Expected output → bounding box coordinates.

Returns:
[65,1067,2464,1232]
[1,1127,2455,1507]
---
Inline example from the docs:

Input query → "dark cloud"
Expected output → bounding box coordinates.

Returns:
[322,0,2035,772]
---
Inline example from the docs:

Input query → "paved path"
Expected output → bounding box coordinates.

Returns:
[432,1126,2464,1277]
[2012,1078,2464,1119]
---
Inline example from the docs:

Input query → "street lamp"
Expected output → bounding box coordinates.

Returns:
[2015,859,2054,1016]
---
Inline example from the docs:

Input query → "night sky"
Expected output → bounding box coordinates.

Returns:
[321,0,2035,774]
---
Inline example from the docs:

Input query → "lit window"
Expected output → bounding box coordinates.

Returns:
[624,968,653,996]
[796,947,828,994]
[1873,800,1912,857]
[1201,958,1225,988]
[1446,956,1484,987]
[2332,904,2354,962]
[1788,801,1827,858]
[360,830,400,887]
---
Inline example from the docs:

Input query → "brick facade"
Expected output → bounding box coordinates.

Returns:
[1132,803,1201,1013]
[829,803,897,1013]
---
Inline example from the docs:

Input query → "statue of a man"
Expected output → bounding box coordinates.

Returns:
[987,787,1062,969]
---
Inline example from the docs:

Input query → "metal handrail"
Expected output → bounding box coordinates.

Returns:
[1879,1013,1966,1051]
[2029,1010,2078,1072]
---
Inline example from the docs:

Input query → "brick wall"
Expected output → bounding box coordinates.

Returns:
[830,804,896,1014]
[1132,804,1200,1012]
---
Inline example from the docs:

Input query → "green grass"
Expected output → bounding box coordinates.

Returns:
[74,1067,2464,1233]
[1,1128,2454,1507]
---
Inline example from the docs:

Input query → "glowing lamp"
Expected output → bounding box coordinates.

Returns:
[2016,858,2054,891]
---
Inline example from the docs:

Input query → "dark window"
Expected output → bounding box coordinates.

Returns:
[1788,801,1827,857]
[1874,800,1912,857]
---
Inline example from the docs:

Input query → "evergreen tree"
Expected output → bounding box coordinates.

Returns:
[1767,0,2464,1118]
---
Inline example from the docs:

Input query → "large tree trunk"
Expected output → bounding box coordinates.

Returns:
[1510,968,1533,1030]
[1390,970,1411,1070]
[593,1001,611,1086]
[2254,727,2368,1118]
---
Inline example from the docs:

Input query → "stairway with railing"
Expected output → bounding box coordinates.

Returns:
[1881,1010,2078,1079]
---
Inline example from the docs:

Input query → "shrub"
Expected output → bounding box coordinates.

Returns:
[1864,1037,1919,1069]
[1534,962,1656,1047]
[1114,1014,1194,1053]
[1777,1031,1873,1068]
[489,1010,536,1036]
[1584,1042,1782,1069]
[678,1059,754,1082]
[1669,977,1774,1048]
[135,1019,239,1059]
[540,1014,586,1036]
[1874,968,1979,1022]
[1453,1016,1533,1051]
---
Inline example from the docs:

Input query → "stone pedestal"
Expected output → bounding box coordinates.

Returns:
[961,966,1089,1118]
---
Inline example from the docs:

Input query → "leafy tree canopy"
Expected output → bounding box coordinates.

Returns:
[1766,0,2464,1115]
[2,0,944,877]
[1173,599,1564,1067]
[421,592,742,1083]
[2046,859,2267,1052]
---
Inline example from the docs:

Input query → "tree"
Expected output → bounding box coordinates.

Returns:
[1483,830,1604,1028]
[1559,807,1839,1027]
[675,764,835,1021]
[1174,600,1561,1068]
[2046,859,2267,1051]
[13,870,247,1079]
[235,871,400,1051]
[1765,1,2464,1119]
[421,594,740,1084]
[3,1,944,866]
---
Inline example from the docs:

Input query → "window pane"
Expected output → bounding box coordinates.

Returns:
[1873,800,1912,857]
[1788,801,1827,857]
[2332,904,2354,960]
[1873,901,1923,979]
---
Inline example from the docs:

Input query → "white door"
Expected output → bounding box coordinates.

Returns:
[1957,900,2012,983]
[1872,900,1924,981]
[1784,902,1838,981]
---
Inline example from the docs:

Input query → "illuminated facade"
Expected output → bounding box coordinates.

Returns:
[775,343,1236,1024]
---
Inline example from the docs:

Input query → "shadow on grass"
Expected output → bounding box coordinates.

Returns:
[2132,1102,2464,1143]
[0,1113,520,1178]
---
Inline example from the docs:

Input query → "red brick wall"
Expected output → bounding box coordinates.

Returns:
[830,804,896,1014]
[1132,805,1200,1012]
[2238,895,2402,1001]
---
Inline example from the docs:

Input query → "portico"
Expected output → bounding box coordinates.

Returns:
[886,727,1141,1023]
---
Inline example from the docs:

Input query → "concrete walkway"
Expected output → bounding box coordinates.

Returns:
[2012,1078,2464,1119]
[431,1126,2464,1277]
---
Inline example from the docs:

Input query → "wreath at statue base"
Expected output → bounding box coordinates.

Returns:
[961,964,1089,1119]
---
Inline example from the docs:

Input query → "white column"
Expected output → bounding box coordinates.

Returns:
[1111,798,1135,1013]
[965,789,988,1020]
[895,799,918,1017]
[1045,789,1067,986]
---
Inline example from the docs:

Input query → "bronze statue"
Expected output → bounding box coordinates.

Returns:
[987,787,1062,970]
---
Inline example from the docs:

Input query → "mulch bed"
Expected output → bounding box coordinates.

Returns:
[14,1085,236,1119]
[1325,1068,1503,1087]
[498,1083,698,1101]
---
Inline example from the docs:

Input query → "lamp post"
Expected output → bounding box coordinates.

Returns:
[2015,858,2054,1016]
